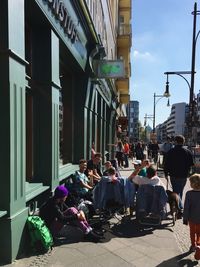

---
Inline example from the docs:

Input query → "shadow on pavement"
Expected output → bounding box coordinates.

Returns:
[155,250,199,267]
[94,212,180,245]
[100,216,175,243]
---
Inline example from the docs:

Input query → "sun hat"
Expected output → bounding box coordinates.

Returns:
[54,185,68,199]
[132,160,142,165]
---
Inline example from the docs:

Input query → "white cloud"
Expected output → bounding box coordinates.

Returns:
[133,50,155,61]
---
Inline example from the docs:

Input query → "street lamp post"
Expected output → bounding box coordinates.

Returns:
[164,2,200,145]
[164,71,194,143]
[153,93,170,133]
[191,2,200,111]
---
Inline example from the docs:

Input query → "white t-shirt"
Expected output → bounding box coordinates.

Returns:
[132,175,165,189]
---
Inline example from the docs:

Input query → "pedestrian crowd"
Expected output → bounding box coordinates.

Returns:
[38,135,200,261]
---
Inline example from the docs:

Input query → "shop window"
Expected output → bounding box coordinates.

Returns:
[25,23,34,181]
[59,61,73,165]
[59,90,63,163]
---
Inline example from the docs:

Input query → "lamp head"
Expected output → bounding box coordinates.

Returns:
[163,80,170,97]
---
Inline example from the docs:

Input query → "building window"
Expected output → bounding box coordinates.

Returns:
[59,60,74,165]
[25,23,34,181]
[119,15,124,24]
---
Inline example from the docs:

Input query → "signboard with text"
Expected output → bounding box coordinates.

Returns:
[35,0,87,70]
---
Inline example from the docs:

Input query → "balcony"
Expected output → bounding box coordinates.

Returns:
[117,24,132,48]
[124,66,131,77]
[120,94,130,104]
[116,78,129,94]
[119,0,131,9]
[118,23,131,35]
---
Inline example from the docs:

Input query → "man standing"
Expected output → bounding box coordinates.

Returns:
[164,135,194,213]
[161,136,173,168]
[151,140,160,164]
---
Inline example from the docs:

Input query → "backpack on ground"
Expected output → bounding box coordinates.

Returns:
[27,215,54,253]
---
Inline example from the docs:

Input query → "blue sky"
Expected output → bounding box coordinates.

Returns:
[130,0,200,127]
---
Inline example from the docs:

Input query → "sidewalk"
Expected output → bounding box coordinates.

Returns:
[5,166,200,267]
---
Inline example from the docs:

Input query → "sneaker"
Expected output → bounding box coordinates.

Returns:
[84,231,101,242]
[189,245,196,252]
[177,210,183,219]
[195,246,200,260]
[92,229,104,237]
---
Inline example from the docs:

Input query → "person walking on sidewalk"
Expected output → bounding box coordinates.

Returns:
[183,174,200,254]
[91,141,96,161]
[151,140,160,164]
[115,140,124,168]
[164,135,194,214]
[161,136,173,168]
[135,141,145,161]
[123,140,130,168]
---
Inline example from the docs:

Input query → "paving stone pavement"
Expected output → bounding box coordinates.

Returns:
[170,180,200,267]
[120,165,200,266]
[4,163,200,267]
[157,169,200,266]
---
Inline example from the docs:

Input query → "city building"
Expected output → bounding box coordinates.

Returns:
[116,0,132,139]
[128,101,139,141]
[0,0,132,263]
[156,103,187,140]
[156,122,167,142]
[166,103,187,137]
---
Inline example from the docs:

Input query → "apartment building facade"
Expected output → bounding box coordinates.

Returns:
[128,101,139,141]
[156,103,187,140]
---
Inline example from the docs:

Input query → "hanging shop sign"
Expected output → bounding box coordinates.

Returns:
[93,60,125,79]
[35,0,87,70]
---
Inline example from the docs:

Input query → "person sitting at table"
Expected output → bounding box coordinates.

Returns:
[102,167,133,215]
[128,161,165,188]
[103,161,112,176]
[128,163,167,219]
[103,161,119,177]
[106,166,119,183]
[93,167,124,210]
[85,153,102,184]
[132,159,150,194]
[73,159,94,201]
[132,159,150,177]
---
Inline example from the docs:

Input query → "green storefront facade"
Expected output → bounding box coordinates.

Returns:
[0,0,118,263]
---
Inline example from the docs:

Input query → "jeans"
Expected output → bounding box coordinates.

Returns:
[123,153,129,168]
[170,177,187,209]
